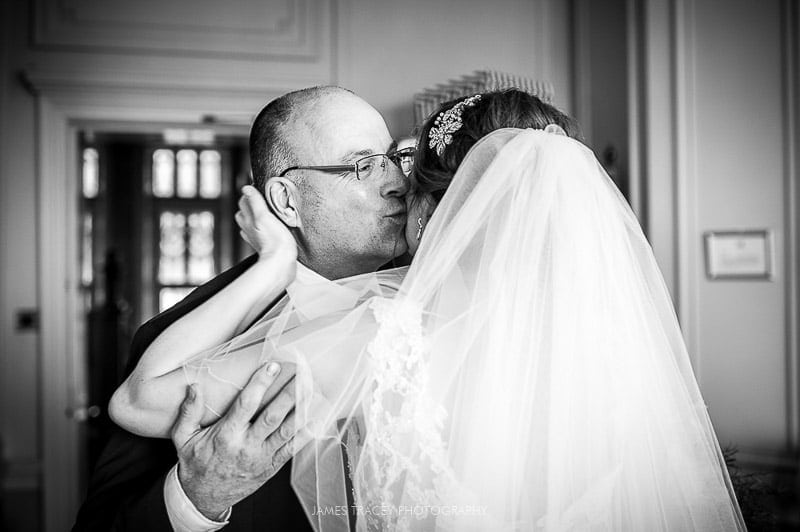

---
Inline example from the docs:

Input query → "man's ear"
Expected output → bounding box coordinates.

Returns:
[264,176,302,228]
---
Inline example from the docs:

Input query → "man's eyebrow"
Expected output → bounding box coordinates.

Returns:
[341,149,373,163]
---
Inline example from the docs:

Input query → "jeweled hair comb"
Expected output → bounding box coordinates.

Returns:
[428,94,482,156]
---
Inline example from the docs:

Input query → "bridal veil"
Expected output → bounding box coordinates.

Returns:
[184,128,745,531]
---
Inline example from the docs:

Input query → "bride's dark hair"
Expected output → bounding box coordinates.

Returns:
[413,89,581,202]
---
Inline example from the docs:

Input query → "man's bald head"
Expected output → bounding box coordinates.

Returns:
[247,86,408,280]
[249,86,354,194]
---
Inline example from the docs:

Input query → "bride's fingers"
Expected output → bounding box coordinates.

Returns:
[239,230,254,249]
[235,212,254,244]
[241,184,259,197]
[238,194,255,224]
[243,187,271,222]
[234,209,246,228]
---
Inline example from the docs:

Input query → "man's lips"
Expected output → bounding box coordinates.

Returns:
[385,210,407,223]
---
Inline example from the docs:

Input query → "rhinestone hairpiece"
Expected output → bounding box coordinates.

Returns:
[428,94,482,156]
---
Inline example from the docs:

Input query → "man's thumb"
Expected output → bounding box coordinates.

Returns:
[172,384,203,445]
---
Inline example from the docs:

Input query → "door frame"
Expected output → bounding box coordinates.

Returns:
[25,79,274,531]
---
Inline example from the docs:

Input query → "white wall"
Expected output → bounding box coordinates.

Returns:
[689,0,795,453]
[0,0,43,495]
[342,0,573,137]
[637,0,799,465]
[573,0,629,186]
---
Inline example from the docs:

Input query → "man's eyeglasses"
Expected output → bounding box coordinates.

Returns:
[279,147,416,181]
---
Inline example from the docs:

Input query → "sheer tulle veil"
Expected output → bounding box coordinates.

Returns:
[184,128,745,531]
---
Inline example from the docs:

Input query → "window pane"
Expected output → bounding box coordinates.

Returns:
[177,149,198,198]
[82,148,99,198]
[153,149,175,197]
[159,287,194,312]
[199,150,222,198]
[158,211,186,284]
[187,211,215,284]
[81,213,93,285]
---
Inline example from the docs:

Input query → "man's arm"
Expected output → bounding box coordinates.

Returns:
[72,429,175,531]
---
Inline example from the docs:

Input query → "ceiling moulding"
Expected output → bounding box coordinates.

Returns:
[19,71,302,127]
[19,59,331,101]
[33,0,328,61]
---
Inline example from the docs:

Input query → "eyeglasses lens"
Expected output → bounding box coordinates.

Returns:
[356,154,388,180]
[355,149,415,180]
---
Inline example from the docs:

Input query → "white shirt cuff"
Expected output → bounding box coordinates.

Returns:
[164,464,232,532]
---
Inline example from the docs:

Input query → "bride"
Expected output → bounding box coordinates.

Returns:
[110,89,745,531]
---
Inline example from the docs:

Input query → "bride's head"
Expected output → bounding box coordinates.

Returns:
[405,89,580,255]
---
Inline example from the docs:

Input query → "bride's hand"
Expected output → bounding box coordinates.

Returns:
[236,185,298,270]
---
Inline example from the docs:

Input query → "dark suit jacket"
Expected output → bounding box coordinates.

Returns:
[72,255,314,531]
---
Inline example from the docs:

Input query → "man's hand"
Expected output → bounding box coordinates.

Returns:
[171,362,308,519]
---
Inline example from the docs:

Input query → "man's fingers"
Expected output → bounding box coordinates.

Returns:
[249,377,296,441]
[262,411,298,454]
[270,428,314,471]
[171,384,204,447]
[222,362,281,431]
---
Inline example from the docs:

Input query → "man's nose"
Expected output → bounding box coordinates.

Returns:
[380,161,409,198]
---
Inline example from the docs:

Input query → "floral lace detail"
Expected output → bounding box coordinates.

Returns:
[353,297,457,531]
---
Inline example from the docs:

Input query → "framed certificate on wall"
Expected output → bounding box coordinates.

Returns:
[703,230,773,280]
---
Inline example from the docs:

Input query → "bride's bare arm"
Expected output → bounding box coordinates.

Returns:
[110,186,297,437]
[110,354,297,438]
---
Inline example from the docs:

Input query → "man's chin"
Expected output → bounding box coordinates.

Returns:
[376,233,409,268]
[380,251,412,269]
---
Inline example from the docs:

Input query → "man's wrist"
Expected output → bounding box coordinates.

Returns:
[167,464,232,531]
[176,464,232,521]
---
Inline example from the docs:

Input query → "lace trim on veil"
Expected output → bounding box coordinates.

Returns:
[355,297,466,531]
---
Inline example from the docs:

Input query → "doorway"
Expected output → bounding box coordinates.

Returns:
[73,128,250,493]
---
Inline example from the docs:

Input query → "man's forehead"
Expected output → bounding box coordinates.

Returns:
[298,95,392,160]
[337,139,397,162]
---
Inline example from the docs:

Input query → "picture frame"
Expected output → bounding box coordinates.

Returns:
[703,230,773,280]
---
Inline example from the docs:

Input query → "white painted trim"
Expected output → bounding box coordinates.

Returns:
[626,0,644,224]
[538,0,551,89]
[571,0,593,145]
[637,0,679,300]
[672,0,702,376]
[33,0,324,61]
[36,95,81,532]
[0,0,10,474]
[782,0,800,451]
